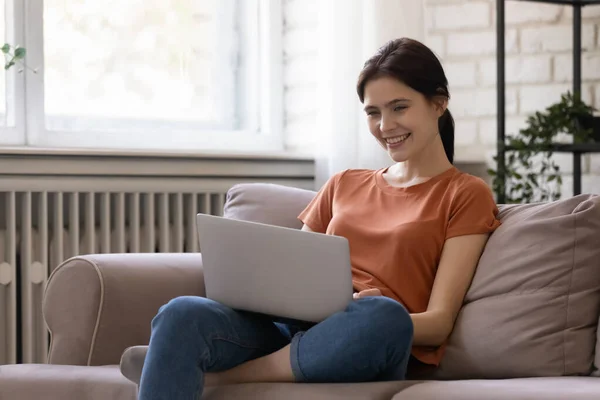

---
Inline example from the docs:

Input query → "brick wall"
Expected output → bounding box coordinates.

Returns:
[282,0,600,196]
[426,0,600,196]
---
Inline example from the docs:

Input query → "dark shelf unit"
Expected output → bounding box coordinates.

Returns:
[495,0,600,203]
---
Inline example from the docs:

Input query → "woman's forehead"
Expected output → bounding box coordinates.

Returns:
[363,78,417,106]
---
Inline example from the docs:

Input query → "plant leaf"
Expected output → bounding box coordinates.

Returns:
[13,47,26,59]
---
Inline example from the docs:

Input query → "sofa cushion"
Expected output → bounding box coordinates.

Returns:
[594,315,600,376]
[0,364,136,400]
[223,183,316,229]
[119,345,421,399]
[435,194,600,379]
[203,381,421,400]
[391,377,600,400]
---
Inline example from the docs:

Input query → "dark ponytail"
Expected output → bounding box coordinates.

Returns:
[357,38,455,164]
[439,108,455,164]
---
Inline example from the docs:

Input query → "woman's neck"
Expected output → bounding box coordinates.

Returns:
[387,137,453,184]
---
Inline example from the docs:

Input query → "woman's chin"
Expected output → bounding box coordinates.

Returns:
[388,148,410,163]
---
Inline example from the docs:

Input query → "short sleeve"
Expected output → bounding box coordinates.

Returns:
[297,170,346,233]
[446,177,502,240]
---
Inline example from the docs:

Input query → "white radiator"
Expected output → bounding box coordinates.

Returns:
[0,190,227,365]
[0,150,315,365]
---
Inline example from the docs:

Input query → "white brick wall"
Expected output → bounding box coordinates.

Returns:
[429,2,491,30]
[519,84,571,114]
[423,0,600,197]
[446,30,518,56]
[520,24,595,53]
[282,0,600,196]
[504,1,562,24]
[479,55,552,85]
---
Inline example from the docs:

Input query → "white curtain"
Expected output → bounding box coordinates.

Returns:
[314,0,426,187]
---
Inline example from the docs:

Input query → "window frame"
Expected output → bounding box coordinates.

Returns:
[0,0,26,146]
[14,0,283,152]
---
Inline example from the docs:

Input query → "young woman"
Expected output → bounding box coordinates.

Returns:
[137,37,501,399]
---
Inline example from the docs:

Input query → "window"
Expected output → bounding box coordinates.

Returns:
[1,0,283,152]
[0,0,25,145]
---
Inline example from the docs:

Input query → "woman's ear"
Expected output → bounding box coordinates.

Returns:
[432,96,448,118]
[433,88,449,117]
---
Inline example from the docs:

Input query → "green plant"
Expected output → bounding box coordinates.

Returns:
[1,43,33,72]
[488,92,596,204]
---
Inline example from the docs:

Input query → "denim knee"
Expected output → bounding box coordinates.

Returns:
[152,295,216,336]
[289,295,414,383]
[352,296,414,345]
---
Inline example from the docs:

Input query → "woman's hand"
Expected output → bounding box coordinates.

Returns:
[353,288,382,299]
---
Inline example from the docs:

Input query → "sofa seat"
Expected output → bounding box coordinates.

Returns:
[0,364,137,400]
[204,377,600,400]
[203,381,420,400]
[391,377,600,400]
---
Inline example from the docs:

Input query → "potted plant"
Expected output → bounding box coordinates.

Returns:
[487,92,597,204]
[578,112,600,143]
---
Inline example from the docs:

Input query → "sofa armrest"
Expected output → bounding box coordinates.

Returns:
[43,253,205,366]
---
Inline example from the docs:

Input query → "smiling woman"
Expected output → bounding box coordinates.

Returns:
[136,37,501,400]
[357,38,454,167]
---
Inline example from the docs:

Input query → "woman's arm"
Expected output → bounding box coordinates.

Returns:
[318,222,490,347]
[410,233,490,347]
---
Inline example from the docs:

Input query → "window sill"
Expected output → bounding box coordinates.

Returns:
[0,146,316,189]
[0,146,314,162]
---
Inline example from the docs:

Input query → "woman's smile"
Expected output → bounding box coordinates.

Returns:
[384,133,412,148]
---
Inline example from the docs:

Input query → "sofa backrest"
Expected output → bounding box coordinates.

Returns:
[222,183,600,379]
[223,183,315,229]
[435,194,600,379]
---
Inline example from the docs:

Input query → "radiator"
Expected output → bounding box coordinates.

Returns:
[0,151,315,365]
[0,190,228,365]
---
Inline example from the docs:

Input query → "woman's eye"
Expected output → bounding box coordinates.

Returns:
[394,106,406,112]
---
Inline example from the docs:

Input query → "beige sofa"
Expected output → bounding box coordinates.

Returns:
[1,182,600,400]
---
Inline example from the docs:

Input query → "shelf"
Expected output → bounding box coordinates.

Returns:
[495,0,600,201]
[511,0,600,5]
[505,143,600,153]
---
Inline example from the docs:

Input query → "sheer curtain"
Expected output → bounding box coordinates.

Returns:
[314,0,426,187]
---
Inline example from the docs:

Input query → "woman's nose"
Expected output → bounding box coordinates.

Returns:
[380,114,397,133]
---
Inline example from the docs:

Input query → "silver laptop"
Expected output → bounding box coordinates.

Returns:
[196,213,354,323]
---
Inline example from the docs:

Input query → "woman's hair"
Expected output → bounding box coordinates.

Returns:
[356,38,454,164]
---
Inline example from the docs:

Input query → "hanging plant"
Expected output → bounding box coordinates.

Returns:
[488,92,596,204]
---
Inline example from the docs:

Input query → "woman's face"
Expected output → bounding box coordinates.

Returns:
[362,76,445,163]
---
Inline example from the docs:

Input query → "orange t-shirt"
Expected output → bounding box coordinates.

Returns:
[297,166,501,366]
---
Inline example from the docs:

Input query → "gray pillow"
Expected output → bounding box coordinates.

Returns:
[223,183,316,230]
[435,194,600,379]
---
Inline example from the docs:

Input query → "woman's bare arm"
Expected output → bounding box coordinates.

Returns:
[410,233,490,347]
[312,219,489,347]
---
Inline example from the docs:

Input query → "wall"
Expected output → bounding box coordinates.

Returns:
[282,0,600,197]
[425,0,600,196]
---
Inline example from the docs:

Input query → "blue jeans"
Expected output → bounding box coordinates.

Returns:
[138,295,413,400]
